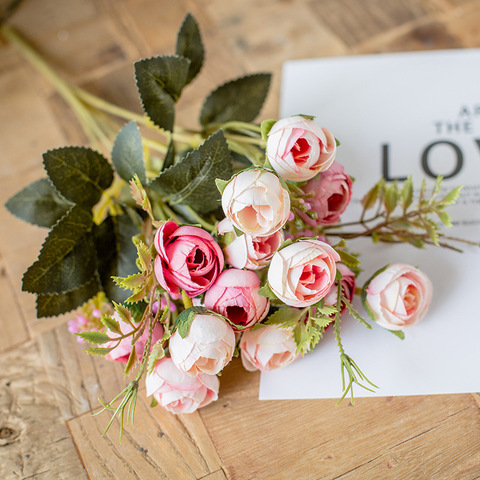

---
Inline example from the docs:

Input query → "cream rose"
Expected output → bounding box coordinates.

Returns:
[221,169,291,237]
[268,239,340,307]
[169,313,235,376]
[240,325,298,372]
[364,263,433,331]
[266,116,336,182]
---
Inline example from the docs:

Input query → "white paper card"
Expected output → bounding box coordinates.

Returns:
[259,50,480,400]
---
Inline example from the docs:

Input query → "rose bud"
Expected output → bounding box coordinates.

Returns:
[324,263,356,316]
[146,357,219,414]
[240,325,299,372]
[104,313,164,363]
[204,269,269,331]
[169,313,235,376]
[154,221,224,297]
[218,218,284,270]
[221,169,290,237]
[268,239,340,307]
[363,263,433,331]
[266,115,336,182]
[298,162,353,226]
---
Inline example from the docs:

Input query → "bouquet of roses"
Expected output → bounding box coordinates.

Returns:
[3,14,471,438]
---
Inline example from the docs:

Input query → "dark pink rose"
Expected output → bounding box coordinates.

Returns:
[299,162,353,226]
[204,269,269,330]
[324,263,356,316]
[154,221,224,297]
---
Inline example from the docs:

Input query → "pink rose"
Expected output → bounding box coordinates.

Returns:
[105,313,164,363]
[268,239,340,307]
[266,116,336,182]
[146,357,219,414]
[218,218,284,270]
[204,269,269,330]
[240,325,299,372]
[221,169,291,237]
[364,263,433,331]
[299,162,353,226]
[169,313,235,376]
[154,221,224,297]
[324,263,356,316]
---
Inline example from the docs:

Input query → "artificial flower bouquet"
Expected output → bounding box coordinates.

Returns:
[4,14,472,437]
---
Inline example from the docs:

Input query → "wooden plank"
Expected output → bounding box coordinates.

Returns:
[0,340,87,479]
[200,359,480,480]
[68,393,224,480]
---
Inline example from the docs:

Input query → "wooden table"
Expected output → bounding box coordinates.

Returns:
[1,0,480,478]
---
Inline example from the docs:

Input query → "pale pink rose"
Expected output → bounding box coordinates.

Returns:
[221,169,291,237]
[169,313,235,376]
[324,263,356,316]
[299,162,353,226]
[266,116,336,182]
[104,313,164,363]
[365,263,433,331]
[240,325,299,372]
[154,221,224,297]
[218,218,284,270]
[204,269,269,330]
[268,239,340,307]
[146,357,219,414]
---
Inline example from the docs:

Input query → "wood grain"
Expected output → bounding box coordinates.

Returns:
[1,0,480,478]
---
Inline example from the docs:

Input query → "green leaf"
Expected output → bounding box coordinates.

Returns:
[361,180,381,211]
[114,301,132,325]
[76,330,111,345]
[360,264,390,322]
[111,121,147,184]
[36,277,101,317]
[389,329,405,340]
[200,73,271,127]
[84,346,115,357]
[265,307,305,328]
[94,215,139,303]
[174,307,200,338]
[175,13,204,85]
[435,209,452,228]
[441,185,463,205]
[259,282,278,300]
[5,178,72,228]
[124,345,137,378]
[336,250,360,270]
[384,182,398,215]
[215,178,229,195]
[100,313,122,335]
[162,138,175,171]
[135,56,191,131]
[147,339,166,376]
[149,130,233,213]
[400,176,413,213]
[260,119,276,142]
[43,147,114,208]
[22,206,96,294]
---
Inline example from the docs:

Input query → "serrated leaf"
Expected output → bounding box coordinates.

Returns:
[149,130,233,213]
[133,237,152,273]
[100,313,121,334]
[135,56,191,131]
[43,147,113,208]
[5,178,72,228]
[22,206,96,294]
[389,329,405,340]
[441,185,463,205]
[114,272,145,291]
[175,13,204,84]
[162,138,175,171]
[200,73,271,127]
[384,182,398,215]
[424,220,439,246]
[266,307,305,328]
[112,121,147,184]
[94,214,139,303]
[259,282,278,300]
[400,176,413,212]
[336,250,360,269]
[314,304,337,316]
[260,119,276,142]
[36,277,101,317]
[114,301,132,325]
[435,209,452,228]
[84,346,115,357]
[77,330,111,344]
[147,339,166,376]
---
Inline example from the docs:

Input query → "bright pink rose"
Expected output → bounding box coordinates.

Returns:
[268,239,340,307]
[324,263,356,316]
[299,162,353,226]
[105,313,164,363]
[364,263,433,331]
[266,116,336,182]
[218,218,284,270]
[204,269,269,330]
[240,325,299,372]
[169,313,235,376]
[221,169,291,237]
[146,357,219,414]
[154,221,224,297]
